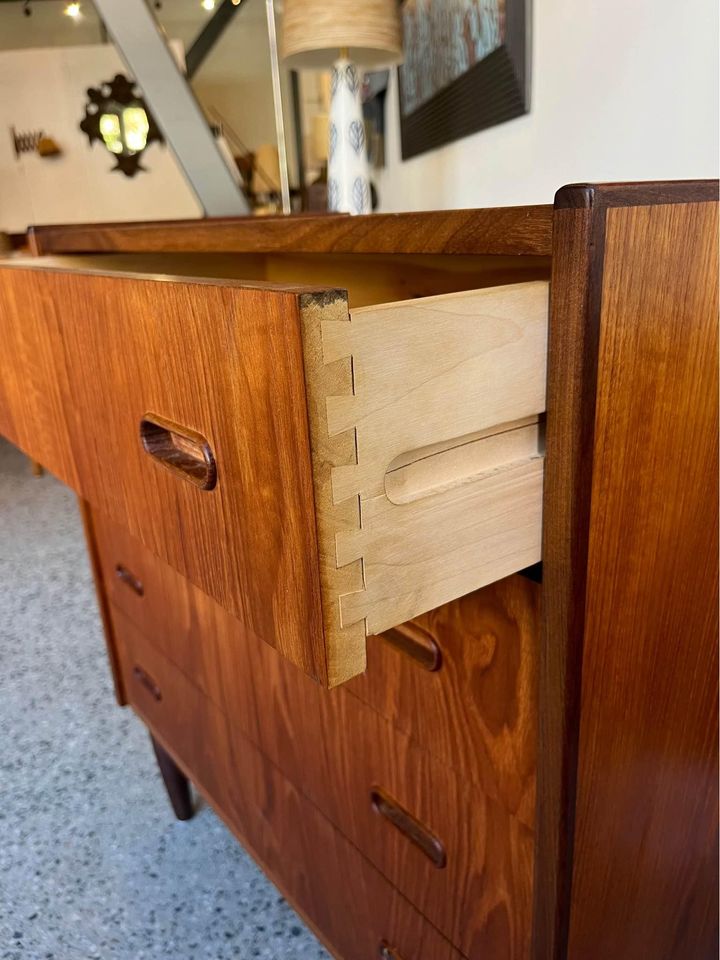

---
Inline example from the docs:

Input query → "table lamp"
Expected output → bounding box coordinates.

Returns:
[282,0,402,215]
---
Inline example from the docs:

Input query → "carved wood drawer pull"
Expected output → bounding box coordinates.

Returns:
[132,664,162,702]
[140,414,217,491]
[378,622,441,672]
[378,942,406,960]
[115,563,144,597]
[370,787,447,869]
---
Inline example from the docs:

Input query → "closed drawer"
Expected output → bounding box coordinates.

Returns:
[91,509,225,709]
[222,723,467,960]
[87,507,538,827]
[111,604,233,813]
[236,659,534,960]
[88,516,534,955]
[1,264,547,687]
[347,578,540,827]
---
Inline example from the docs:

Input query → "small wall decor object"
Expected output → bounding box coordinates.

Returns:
[80,74,163,177]
[399,0,530,159]
[282,0,403,215]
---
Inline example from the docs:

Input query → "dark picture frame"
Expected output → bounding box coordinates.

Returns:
[398,0,530,160]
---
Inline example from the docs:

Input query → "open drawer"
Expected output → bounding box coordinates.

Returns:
[0,263,547,686]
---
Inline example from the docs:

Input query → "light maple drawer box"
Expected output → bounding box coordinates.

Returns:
[0,264,548,686]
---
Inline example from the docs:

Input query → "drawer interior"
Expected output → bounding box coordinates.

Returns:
[24,249,552,309]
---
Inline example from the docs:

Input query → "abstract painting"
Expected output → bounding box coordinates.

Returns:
[398,0,529,159]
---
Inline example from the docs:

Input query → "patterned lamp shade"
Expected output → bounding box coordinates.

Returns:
[281,0,403,69]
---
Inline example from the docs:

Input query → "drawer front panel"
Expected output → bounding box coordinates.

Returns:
[222,723,466,960]
[111,603,233,812]
[348,579,540,828]
[238,663,534,959]
[109,597,463,960]
[0,266,329,683]
[90,518,535,956]
[91,510,225,708]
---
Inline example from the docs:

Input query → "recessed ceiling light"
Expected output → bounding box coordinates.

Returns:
[201,0,216,9]
[64,2,81,17]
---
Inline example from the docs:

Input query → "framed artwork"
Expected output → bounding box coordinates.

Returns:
[398,0,529,159]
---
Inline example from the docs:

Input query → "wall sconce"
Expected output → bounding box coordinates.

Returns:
[80,74,163,177]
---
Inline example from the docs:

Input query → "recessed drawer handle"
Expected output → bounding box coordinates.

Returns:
[378,943,406,960]
[132,664,162,702]
[115,563,144,597]
[140,414,217,491]
[370,787,447,869]
[379,623,441,672]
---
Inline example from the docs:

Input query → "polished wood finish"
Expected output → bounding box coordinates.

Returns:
[90,507,536,956]
[139,414,217,491]
[0,267,328,683]
[113,606,234,813]
[534,182,719,960]
[3,185,717,960]
[566,199,719,959]
[350,580,539,827]
[78,499,126,705]
[150,734,194,821]
[29,206,554,257]
[91,507,538,826]
[90,510,226,708]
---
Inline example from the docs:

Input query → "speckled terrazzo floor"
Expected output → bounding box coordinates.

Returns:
[0,439,331,960]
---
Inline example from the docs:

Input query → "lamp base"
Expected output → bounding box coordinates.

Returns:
[327,57,371,215]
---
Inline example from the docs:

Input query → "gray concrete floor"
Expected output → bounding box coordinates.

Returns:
[0,439,330,960]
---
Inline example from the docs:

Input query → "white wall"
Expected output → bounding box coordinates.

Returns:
[376,0,720,210]
[0,44,202,233]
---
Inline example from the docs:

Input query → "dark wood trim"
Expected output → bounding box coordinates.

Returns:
[533,179,720,960]
[532,188,604,960]
[554,179,719,209]
[77,499,127,706]
[28,206,554,258]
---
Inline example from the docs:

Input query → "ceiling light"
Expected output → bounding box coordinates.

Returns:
[64,2,81,18]
[201,0,216,9]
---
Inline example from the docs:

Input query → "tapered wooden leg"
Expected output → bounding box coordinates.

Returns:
[30,459,44,477]
[150,735,194,821]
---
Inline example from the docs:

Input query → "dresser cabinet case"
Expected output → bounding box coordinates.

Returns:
[1,181,717,960]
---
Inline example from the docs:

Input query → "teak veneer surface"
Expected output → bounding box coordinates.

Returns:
[90,506,536,958]
[533,181,720,960]
[0,267,329,682]
[29,205,554,257]
[567,200,719,960]
[109,607,467,960]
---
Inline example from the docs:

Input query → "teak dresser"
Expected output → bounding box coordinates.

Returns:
[1,181,717,960]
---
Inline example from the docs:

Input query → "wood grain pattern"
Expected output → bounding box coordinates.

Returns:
[306,281,548,651]
[566,200,719,960]
[113,605,235,815]
[78,499,127,706]
[15,250,553,311]
[532,197,598,960]
[227,632,535,959]
[90,510,226,709]
[90,507,538,837]
[29,206,554,257]
[348,578,539,829]
[534,182,720,960]
[92,507,536,956]
[0,266,330,683]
